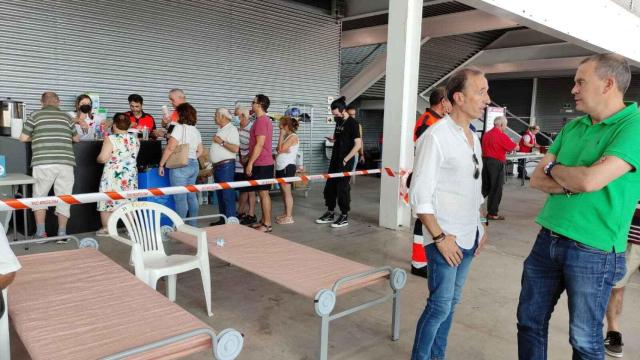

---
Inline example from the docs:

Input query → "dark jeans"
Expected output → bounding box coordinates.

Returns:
[323,159,354,214]
[213,161,236,219]
[411,237,478,360]
[517,158,527,178]
[481,157,505,216]
[517,229,626,360]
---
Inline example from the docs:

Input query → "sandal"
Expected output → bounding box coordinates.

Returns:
[276,216,294,225]
[254,222,273,233]
[487,214,505,220]
[275,214,288,221]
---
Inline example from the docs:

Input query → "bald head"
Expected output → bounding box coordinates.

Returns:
[40,92,60,107]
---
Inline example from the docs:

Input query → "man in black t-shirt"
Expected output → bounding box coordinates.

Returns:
[316,97,362,228]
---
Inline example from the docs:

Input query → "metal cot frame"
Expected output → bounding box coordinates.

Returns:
[182,215,407,360]
[2,236,243,360]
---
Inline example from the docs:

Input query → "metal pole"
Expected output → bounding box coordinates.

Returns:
[392,290,401,341]
[319,316,330,360]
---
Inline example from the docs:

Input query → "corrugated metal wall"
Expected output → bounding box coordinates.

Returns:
[488,78,533,134]
[0,0,340,174]
[534,75,640,133]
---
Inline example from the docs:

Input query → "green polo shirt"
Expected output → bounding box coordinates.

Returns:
[536,102,640,253]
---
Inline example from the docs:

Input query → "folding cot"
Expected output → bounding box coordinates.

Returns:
[168,224,407,360]
[2,247,243,360]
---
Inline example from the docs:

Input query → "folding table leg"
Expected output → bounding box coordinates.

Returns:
[319,316,330,360]
[391,289,400,341]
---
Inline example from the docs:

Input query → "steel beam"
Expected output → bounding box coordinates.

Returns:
[459,0,640,66]
[341,9,518,48]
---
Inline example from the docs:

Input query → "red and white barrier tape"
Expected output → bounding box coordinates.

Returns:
[0,167,398,211]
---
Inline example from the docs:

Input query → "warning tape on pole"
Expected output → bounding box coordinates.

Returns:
[0,167,398,212]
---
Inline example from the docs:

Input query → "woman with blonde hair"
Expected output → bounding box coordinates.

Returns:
[275,116,299,224]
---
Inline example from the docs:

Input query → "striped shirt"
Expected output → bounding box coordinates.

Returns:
[629,207,640,246]
[235,120,253,173]
[22,105,77,167]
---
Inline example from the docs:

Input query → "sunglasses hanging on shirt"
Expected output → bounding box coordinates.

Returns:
[472,153,480,179]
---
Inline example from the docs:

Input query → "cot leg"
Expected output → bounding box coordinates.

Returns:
[391,289,400,341]
[0,289,9,360]
[166,274,177,302]
[319,316,330,360]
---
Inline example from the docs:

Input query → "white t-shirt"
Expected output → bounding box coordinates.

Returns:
[0,224,20,275]
[68,111,106,140]
[210,122,240,164]
[170,124,202,159]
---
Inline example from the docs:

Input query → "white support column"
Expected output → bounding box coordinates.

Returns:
[530,78,538,126]
[378,0,423,229]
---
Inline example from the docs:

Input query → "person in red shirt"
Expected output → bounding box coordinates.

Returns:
[517,125,540,179]
[481,116,518,220]
[124,94,158,140]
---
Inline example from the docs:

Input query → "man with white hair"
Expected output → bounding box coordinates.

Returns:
[161,88,186,129]
[210,107,240,223]
[481,115,518,220]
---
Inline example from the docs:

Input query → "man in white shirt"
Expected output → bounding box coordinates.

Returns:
[210,107,240,224]
[409,67,490,360]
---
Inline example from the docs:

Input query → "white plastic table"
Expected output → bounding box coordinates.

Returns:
[506,153,544,185]
[0,174,35,240]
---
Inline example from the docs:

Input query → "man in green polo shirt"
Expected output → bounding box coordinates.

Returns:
[20,92,80,241]
[517,53,640,360]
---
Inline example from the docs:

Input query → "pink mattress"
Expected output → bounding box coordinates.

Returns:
[169,225,387,298]
[9,249,212,360]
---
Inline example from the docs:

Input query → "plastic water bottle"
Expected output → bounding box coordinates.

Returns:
[142,126,149,140]
[215,238,225,247]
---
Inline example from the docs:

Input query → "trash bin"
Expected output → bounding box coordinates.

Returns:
[138,168,176,226]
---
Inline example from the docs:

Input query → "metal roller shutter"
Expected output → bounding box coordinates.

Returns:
[0,0,340,174]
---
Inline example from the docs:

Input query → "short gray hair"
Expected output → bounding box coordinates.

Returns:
[169,88,186,99]
[216,107,232,121]
[493,116,508,127]
[236,105,249,119]
[580,53,631,94]
[40,91,59,105]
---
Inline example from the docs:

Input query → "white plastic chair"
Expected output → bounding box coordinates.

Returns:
[107,201,212,317]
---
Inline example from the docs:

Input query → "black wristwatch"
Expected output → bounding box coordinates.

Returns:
[544,161,560,177]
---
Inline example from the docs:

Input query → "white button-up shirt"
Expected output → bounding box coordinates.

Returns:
[0,224,20,275]
[210,122,240,164]
[410,115,485,249]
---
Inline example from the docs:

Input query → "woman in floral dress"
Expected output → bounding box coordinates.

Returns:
[96,113,140,236]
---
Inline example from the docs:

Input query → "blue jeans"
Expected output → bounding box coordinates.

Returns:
[411,238,478,360]
[213,161,236,219]
[517,229,626,360]
[169,159,199,226]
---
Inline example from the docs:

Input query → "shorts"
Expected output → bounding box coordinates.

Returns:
[250,165,274,191]
[614,243,640,288]
[32,164,75,218]
[234,172,253,193]
[275,164,296,179]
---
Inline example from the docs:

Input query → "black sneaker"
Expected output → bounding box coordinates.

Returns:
[411,265,429,279]
[604,331,623,358]
[209,218,226,226]
[315,211,335,224]
[330,214,349,228]
[241,215,257,226]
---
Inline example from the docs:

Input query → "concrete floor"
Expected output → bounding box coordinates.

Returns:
[10,176,640,359]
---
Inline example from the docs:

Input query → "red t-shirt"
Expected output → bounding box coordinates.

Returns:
[249,114,274,166]
[481,127,517,162]
[124,111,156,130]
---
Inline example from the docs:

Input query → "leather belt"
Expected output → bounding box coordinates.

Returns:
[540,227,570,240]
[213,159,235,168]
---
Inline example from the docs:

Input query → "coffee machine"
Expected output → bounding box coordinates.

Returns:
[0,98,26,136]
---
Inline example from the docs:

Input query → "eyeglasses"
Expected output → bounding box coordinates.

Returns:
[472,153,480,179]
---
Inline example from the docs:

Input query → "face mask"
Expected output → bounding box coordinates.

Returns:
[231,115,240,126]
[334,116,343,122]
[79,104,92,114]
